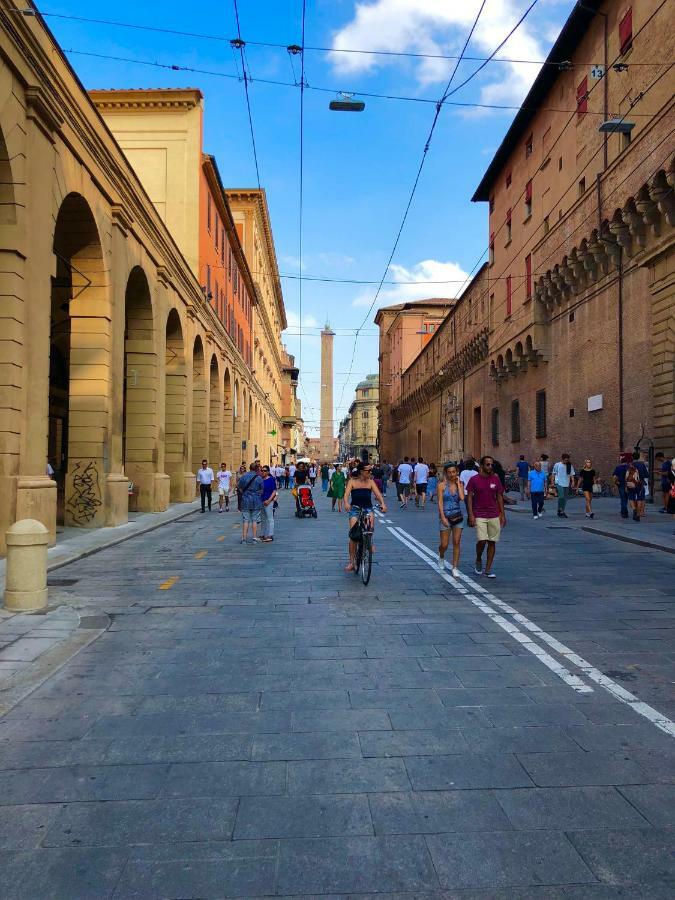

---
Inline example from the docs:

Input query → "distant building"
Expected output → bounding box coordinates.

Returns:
[280,350,304,463]
[347,375,380,462]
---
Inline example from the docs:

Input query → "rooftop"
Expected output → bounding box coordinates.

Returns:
[374,297,455,323]
[472,0,602,201]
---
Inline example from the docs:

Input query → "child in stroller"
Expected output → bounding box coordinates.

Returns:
[295,483,318,518]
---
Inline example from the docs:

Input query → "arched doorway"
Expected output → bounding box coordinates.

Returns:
[208,354,221,466]
[223,368,233,467]
[123,267,157,510]
[191,336,206,470]
[164,309,188,500]
[49,193,109,527]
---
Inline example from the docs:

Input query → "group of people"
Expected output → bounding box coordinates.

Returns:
[195,459,278,544]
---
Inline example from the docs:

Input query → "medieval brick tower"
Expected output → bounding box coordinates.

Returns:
[320,324,335,461]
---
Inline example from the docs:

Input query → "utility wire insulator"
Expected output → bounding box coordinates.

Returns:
[287,44,303,55]
[230,38,245,49]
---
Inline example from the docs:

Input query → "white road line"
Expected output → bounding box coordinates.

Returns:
[386,526,593,694]
[389,524,675,738]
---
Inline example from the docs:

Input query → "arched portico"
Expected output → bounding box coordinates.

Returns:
[191,336,207,470]
[208,354,222,466]
[164,309,191,500]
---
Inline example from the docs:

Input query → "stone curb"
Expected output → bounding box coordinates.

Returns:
[0,609,111,718]
[581,525,675,555]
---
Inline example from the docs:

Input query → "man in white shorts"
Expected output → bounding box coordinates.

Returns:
[216,462,232,512]
[397,456,414,509]
[413,456,430,508]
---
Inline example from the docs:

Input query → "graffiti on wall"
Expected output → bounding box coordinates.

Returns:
[66,460,102,524]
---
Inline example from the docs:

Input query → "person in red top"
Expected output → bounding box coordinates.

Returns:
[466,455,506,578]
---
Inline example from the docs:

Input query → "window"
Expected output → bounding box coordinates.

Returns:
[362,389,369,397]
[622,130,632,150]
[536,390,547,437]
[489,231,495,265]
[362,410,369,419]
[506,208,512,243]
[543,215,549,234]
[489,195,495,214]
[511,399,520,442]
[576,76,588,118]
[215,216,219,248]
[506,274,512,318]
[506,171,512,189]
[233,266,238,295]
[525,179,532,218]
[525,133,533,157]
[221,231,225,263]
[491,407,500,446]
[558,156,563,171]
[228,247,232,280]
[206,264,211,295]
[619,7,632,54]
[526,254,532,299]
[578,176,586,197]
[207,194,212,232]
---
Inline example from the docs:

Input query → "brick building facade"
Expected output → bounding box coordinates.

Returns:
[378,0,674,475]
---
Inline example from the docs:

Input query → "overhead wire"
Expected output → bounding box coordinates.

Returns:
[41,10,668,67]
[335,0,541,419]
[232,0,260,187]
[298,0,307,376]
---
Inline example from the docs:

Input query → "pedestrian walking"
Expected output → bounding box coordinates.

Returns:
[516,454,529,500]
[579,458,598,518]
[655,451,671,513]
[393,461,403,503]
[539,453,550,478]
[666,458,675,532]
[414,456,429,508]
[328,464,346,512]
[283,465,290,490]
[216,463,232,512]
[371,461,384,497]
[288,462,296,490]
[239,463,264,543]
[426,463,438,505]
[235,464,247,511]
[397,456,414,509]
[526,459,547,518]
[320,462,330,493]
[612,452,631,519]
[260,465,278,542]
[437,463,464,575]
[308,463,317,487]
[626,453,648,522]
[551,453,575,518]
[382,460,392,495]
[196,459,214,512]
[466,455,506,579]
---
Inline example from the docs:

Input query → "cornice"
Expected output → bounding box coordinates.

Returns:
[25,84,63,143]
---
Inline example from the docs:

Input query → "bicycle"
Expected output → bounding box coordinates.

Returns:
[351,508,373,585]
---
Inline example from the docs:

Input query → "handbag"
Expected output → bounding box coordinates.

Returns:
[447,511,464,527]
[592,483,601,495]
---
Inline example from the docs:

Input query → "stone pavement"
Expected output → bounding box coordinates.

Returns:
[0,486,673,897]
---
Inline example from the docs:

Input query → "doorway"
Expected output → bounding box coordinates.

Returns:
[473,406,482,459]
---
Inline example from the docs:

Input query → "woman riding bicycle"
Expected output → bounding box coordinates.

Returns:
[344,462,386,572]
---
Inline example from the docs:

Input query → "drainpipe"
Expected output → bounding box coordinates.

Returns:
[618,246,624,451]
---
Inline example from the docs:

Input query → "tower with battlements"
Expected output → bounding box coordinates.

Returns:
[319,324,335,461]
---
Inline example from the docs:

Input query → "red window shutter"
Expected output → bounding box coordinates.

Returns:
[526,254,532,299]
[576,76,588,118]
[506,275,512,317]
[525,180,532,202]
[619,8,632,54]
[506,207,512,225]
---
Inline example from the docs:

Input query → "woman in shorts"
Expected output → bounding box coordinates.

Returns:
[343,462,386,572]
[437,463,465,576]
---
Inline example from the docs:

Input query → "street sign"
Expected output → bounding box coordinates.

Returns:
[591,64,605,79]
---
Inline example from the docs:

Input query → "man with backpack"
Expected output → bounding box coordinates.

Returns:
[626,452,649,522]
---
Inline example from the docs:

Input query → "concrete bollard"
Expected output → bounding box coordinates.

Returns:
[3,519,49,612]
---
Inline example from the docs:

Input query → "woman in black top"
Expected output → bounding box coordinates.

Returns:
[579,458,598,518]
[343,462,387,572]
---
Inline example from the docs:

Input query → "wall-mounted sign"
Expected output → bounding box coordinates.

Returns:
[587,394,603,412]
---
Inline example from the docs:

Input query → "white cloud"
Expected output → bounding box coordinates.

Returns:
[352,258,470,308]
[285,310,319,329]
[329,0,545,107]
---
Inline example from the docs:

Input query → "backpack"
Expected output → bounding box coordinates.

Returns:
[625,465,641,491]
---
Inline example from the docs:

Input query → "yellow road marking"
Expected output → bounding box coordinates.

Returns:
[194,550,208,559]
[217,535,225,542]
[159,576,179,590]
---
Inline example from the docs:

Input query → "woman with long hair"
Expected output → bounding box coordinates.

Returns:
[426,464,438,508]
[579,458,598,519]
[329,464,346,512]
[437,463,465,576]
[344,462,386,572]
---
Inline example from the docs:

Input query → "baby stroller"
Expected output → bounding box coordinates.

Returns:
[295,483,318,518]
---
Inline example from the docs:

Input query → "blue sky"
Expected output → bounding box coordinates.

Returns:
[42,0,575,434]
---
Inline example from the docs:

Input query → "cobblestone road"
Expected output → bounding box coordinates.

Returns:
[0,489,673,898]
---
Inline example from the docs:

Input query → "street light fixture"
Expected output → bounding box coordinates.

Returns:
[598,118,635,134]
[329,92,365,112]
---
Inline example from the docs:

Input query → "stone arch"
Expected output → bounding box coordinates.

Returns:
[0,126,17,224]
[223,367,233,467]
[123,266,158,511]
[208,354,222,466]
[49,192,110,527]
[233,378,242,464]
[191,335,206,470]
[165,308,189,500]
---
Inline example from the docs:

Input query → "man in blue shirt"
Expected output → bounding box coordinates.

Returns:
[612,452,631,519]
[239,463,264,543]
[516,455,530,500]
[526,460,547,518]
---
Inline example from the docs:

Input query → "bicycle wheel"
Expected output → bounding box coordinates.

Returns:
[353,537,362,576]
[360,532,373,585]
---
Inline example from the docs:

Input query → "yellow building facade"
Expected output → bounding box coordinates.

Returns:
[0,7,285,553]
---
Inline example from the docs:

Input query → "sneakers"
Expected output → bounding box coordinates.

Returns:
[452,567,460,577]
[437,557,445,573]
[533,514,539,519]
[474,565,484,575]
[485,572,496,579]
[219,508,223,513]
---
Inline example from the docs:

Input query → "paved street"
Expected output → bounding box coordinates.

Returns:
[0,489,673,898]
